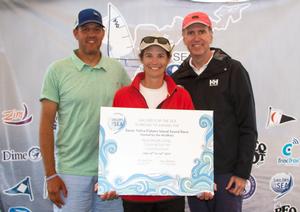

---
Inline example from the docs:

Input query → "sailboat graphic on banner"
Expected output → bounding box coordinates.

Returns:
[266,106,296,128]
[3,176,34,201]
[103,2,138,76]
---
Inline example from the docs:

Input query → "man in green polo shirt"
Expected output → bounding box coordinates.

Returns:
[39,8,130,212]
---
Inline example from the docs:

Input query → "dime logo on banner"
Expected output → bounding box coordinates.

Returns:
[3,176,34,201]
[1,103,33,126]
[2,146,42,162]
[270,173,294,201]
[266,106,296,128]
[242,175,256,200]
[277,137,300,166]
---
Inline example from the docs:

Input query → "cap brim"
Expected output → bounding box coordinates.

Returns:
[183,20,210,29]
[140,43,172,53]
[75,20,104,29]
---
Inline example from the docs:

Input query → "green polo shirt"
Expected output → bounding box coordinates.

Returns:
[40,51,131,176]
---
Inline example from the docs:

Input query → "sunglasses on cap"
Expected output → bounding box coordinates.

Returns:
[140,36,170,45]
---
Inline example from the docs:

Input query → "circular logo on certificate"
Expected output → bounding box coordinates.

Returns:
[108,113,126,133]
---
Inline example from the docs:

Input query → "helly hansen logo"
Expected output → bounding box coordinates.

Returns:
[209,79,219,86]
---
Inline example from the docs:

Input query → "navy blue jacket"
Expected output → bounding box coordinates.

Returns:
[172,48,257,179]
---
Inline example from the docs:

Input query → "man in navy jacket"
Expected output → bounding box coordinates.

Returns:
[172,11,257,212]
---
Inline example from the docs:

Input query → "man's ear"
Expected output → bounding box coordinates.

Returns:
[100,27,105,40]
[209,30,214,45]
[73,28,78,40]
[182,31,187,46]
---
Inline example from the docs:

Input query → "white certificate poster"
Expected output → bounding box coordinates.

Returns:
[98,107,214,196]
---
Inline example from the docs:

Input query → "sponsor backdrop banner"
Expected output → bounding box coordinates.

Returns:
[0,0,299,211]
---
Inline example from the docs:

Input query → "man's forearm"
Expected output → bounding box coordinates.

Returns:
[40,130,56,177]
[39,100,58,177]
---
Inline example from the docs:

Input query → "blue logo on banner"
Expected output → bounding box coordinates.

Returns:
[166,64,180,75]
[3,176,34,201]
[270,173,293,201]
[277,138,300,166]
[108,113,126,134]
[9,206,32,212]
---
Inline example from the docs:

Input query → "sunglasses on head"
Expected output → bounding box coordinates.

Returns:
[141,36,170,45]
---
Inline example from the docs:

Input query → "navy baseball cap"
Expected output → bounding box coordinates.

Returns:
[74,8,104,29]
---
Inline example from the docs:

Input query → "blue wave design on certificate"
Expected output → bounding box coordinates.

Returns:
[98,113,213,195]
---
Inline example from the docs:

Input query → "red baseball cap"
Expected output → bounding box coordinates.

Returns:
[182,12,212,30]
